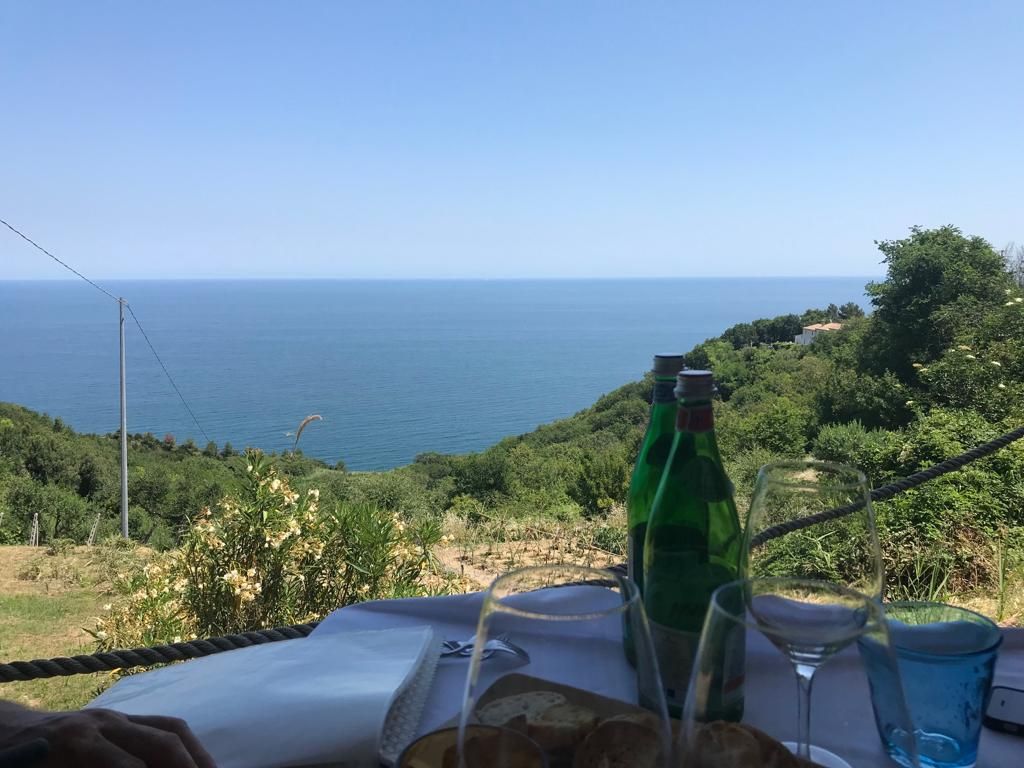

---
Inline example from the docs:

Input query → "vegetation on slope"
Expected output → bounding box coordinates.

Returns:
[0,407,329,548]
[2,224,1023,613]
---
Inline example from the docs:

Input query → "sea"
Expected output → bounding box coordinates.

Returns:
[0,279,872,470]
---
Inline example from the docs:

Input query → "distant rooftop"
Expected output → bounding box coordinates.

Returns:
[802,322,844,332]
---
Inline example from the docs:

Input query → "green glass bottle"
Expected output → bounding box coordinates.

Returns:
[627,354,685,597]
[624,354,683,666]
[642,370,744,720]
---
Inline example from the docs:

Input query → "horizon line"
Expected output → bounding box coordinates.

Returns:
[0,274,882,282]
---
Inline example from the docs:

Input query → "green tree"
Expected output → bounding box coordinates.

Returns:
[23,434,77,487]
[817,370,912,430]
[838,302,864,319]
[1003,242,1024,288]
[76,452,113,499]
[722,322,758,348]
[5,476,94,542]
[800,308,831,325]
[863,226,1012,380]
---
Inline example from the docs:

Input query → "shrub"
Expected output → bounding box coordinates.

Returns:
[96,451,460,648]
[717,396,813,457]
[812,422,901,485]
[350,471,430,517]
[45,537,76,557]
[571,446,630,517]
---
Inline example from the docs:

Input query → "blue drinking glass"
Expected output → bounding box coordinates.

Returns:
[860,602,1002,768]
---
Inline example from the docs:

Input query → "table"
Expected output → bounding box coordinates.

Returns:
[314,587,1024,767]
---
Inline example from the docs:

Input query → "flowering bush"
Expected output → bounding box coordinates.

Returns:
[96,451,462,650]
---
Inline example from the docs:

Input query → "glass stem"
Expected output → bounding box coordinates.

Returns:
[793,663,817,759]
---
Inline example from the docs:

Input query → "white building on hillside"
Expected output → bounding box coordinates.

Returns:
[795,322,843,345]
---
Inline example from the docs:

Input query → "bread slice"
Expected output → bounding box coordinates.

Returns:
[601,712,662,733]
[572,720,661,768]
[527,702,600,753]
[444,729,547,768]
[688,720,762,767]
[741,723,800,768]
[477,691,568,728]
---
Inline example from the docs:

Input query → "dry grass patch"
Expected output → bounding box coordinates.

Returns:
[0,545,145,710]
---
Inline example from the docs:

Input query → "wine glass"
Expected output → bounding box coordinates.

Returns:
[681,578,920,768]
[457,565,672,768]
[743,461,883,599]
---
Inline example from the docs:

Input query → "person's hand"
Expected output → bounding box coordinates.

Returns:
[0,703,216,767]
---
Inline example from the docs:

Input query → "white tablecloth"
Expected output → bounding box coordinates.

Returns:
[313,588,1024,768]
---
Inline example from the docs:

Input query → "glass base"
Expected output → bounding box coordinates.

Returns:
[885,728,977,768]
[782,742,853,768]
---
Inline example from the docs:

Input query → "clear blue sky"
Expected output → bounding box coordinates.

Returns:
[2,2,1021,279]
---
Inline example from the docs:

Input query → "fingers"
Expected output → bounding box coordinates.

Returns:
[38,709,217,768]
[48,732,147,768]
[101,718,205,768]
[125,715,217,768]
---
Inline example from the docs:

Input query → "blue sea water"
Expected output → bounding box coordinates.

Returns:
[0,279,871,470]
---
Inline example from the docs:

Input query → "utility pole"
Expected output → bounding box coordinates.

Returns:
[119,298,129,538]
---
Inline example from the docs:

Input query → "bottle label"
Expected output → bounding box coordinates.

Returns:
[677,403,714,433]
[652,380,676,404]
[648,619,701,710]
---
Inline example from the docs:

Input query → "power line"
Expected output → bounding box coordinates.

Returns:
[126,304,211,444]
[0,218,120,303]
[2,217,212,445]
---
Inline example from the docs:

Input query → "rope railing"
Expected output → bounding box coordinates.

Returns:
[750,423,1024,548]
[2,425,1022,683]
[0,623,318,684]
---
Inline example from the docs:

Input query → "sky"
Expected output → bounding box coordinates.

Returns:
[1,2,1022,279]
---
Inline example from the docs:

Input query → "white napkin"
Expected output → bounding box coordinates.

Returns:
[87,626,437,768]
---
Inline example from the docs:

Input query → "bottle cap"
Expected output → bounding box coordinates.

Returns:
[676,369,716,399]
[652,354,685,377]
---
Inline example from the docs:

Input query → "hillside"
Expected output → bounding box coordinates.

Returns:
[2,225,1023,608]
[0,404,332,548]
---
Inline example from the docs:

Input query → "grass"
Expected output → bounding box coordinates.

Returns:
[0,545,141,710]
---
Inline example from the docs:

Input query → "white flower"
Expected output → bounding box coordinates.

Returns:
[991,361,1002,367]
[1006,301,1015,307]
[998,383,1007,389]
[1016,298,1023,304]
[912,362,923,369]
[1007,288,1014,294]
[102,603,112,611]
[905,400,915,407]
[246,464,253,473]
[966,354,976,360]
[956,344,971,351]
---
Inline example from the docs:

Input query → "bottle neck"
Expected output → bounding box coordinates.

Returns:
[652,376,678,405]
[676,398,715,433]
